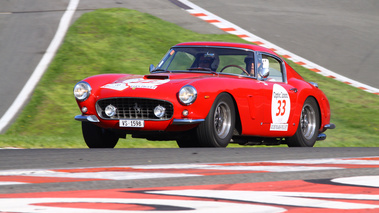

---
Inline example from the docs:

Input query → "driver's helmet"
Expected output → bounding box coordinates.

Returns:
[198,52,219,71]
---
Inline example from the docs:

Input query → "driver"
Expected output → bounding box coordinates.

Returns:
[199,56,213,68]
[244,55,255,76]
[244,55,263,78]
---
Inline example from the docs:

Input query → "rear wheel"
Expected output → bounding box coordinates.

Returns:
[82,122,119,148]
[196,93,235,147]
[287,97,320,147]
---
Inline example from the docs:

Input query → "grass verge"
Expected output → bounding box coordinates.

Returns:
[0,8,378,148]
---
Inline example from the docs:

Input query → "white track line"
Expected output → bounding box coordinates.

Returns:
[179,0,379,95]
[0,0,80,133]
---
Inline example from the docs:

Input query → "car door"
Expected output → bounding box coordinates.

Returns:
[256,53,298,137]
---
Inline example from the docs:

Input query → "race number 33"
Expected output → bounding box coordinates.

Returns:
[271,84,291,124]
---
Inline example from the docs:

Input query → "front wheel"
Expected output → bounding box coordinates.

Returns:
[176,129,201,148]
[287,97,320,147]
[196,93,236,147]
[82,122,119,148]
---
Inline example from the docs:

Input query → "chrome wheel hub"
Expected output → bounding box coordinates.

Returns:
[213,101,231,139]
[300,104,316,140]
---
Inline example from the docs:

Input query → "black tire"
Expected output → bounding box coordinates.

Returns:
[82,122,119,148]
[196,93,235,147]
[287,97,320,147]
[176,129,201,148]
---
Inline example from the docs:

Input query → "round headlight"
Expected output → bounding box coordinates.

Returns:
[74,82,91,101]
[179,85,197,105]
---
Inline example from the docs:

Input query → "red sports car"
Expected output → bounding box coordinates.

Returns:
[74,42,335,148]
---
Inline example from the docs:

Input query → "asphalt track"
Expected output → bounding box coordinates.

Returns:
[1,1,379,211]
[1,148,379,212]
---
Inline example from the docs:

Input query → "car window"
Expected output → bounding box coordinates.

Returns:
[258,54,284,82]
[158,50,196,71]
[169,51,195,70]
[217,55,247,74]
[156,47,259,76]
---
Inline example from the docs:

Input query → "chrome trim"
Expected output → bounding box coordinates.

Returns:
[75,115,100,122]
[309,82,319,88]
[317,133,326,141]
[172,119,205,125]
[179,85,197,105]
[324,123,336,129]
[96,97,174,120]
[73,81,92,101]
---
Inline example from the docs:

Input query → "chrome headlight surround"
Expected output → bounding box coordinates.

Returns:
[73,81,91,101]
[179,85,197,105]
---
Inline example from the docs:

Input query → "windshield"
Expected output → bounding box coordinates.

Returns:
[155,47,256,76]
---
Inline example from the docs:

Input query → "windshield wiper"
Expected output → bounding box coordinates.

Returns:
[187,67,211,71]
[187,67,216,74]
[153,69,171,73]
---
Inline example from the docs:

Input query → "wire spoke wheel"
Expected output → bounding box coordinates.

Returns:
[287,97,320,147]
[300,104,317,140]
[214,101,232,139]
[195,93,235,147]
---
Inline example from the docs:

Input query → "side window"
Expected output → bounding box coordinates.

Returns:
[258,54,284,82]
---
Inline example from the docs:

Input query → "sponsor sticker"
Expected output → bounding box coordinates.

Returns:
[101,83,128,91]
[271,84,291,131]
[101,78,170,91]
[270,123,288,131]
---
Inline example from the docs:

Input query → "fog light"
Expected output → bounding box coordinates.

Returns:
[154,105,166,118]
[81,106,88,113]
[182,110,189,117]
[105,105,117,117]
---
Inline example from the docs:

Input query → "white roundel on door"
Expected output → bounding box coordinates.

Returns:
[271,84,291,124]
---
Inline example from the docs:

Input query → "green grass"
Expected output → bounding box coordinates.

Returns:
[0,8,378,148]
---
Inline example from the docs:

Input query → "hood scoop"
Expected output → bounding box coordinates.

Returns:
[144,75,170,80]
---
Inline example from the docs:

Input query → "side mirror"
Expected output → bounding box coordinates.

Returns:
[149,64,155,73]
[259,68,270,79]
[258,58,270,79]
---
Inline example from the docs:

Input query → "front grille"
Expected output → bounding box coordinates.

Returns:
[96,98,174,120]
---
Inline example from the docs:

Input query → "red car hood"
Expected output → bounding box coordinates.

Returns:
[95,72,217,98]
[103,72,215,89]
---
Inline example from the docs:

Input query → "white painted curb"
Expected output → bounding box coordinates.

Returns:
[0,0,80,133]
[178,0,379,95]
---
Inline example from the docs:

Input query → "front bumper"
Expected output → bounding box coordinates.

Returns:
[75,115,99,122]
[74,115,204,132]
[317,123,336,141]
[75,115,204,125]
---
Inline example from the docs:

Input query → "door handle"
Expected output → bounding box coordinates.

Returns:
[290,88,298,93]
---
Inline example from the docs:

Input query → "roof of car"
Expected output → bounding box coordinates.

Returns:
[174,42,278,56]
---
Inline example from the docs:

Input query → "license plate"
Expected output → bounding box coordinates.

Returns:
[119,120,144,128]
